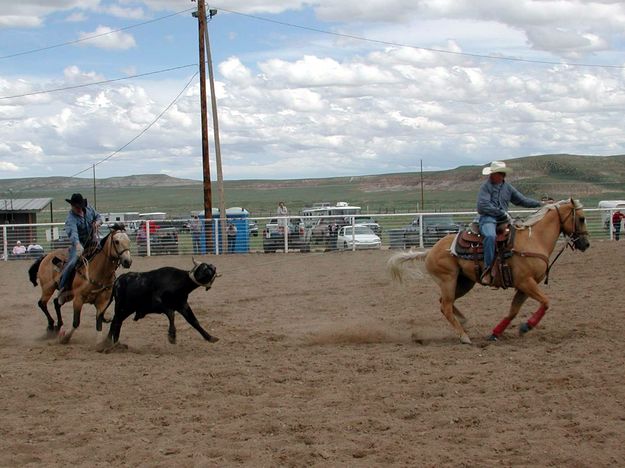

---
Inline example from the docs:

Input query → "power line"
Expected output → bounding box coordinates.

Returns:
[70,71,199,178]
[0,7,196,60]
[215,6,625,70]
[0,64,197,100]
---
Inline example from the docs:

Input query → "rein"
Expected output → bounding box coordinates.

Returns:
[76,231,128,293]
[513,203,585,285]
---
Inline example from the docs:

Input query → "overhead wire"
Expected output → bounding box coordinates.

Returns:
[0,64,197,100]
[69,71,199,178]
[0,7,196,60]
[215,6,625,70]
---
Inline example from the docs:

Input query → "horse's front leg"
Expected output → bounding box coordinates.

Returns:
[94,293,112,346]
[37,297,56,335]
[59,299,83,344]
[516,278,550,336]
[53,297,64,332]
[488,290,528,341]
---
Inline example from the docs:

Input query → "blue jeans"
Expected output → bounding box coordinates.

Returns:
[59,243,79,290]
[479,216,497,269]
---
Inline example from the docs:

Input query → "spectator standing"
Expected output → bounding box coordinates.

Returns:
[613,210,625,240]
[227,222,238,253]
[189,215,201,254]
[12,240,26,255]
[277,201,288,232]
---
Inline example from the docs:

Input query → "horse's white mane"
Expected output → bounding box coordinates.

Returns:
[517,199,583,229]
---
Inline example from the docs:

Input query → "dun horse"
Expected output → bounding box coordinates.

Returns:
[388,199,590,344]
[28,224,132,343]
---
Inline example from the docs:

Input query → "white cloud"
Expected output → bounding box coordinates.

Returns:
[0,161,19,171]
[65,12,87,22]
[0,16,42,28]
[2,1,625,180]
[78,26,137,50]
[101,5,145,20]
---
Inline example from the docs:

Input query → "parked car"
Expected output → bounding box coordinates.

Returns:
[336,225,382,250]
[309,216,350,245]
[249,220,259,237]
[263,218,310,253]
[403,214,462,248]
[353,216,381,235]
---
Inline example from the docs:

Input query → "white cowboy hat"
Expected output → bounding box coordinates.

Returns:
[482,160,512,175]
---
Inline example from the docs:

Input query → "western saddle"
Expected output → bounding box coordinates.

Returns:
[455,222,516,288]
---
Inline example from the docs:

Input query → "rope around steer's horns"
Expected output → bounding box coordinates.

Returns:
[188,261,221,290]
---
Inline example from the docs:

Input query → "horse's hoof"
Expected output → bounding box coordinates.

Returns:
[208,336,219,343]
[460,335,472,345]
[58,332,70,345]
[168,336,176,344]
[519,322,532,336]
[103,342,128,354]
[487,334,499,342]
[95,338,113,353]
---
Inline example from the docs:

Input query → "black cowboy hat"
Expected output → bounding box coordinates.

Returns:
[65,193,87,208]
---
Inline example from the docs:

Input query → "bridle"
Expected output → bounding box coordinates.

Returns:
[107,230,131,265]
[554,202,588,251]
[76,229,130,293]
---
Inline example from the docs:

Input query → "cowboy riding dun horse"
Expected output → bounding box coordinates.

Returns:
[28,224,132,344]
[388,198,590,344]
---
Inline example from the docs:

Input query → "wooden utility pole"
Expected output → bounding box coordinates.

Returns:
[196,0,213,251]
[420,159,424,211]
[203,9,227,254]
[92,164,97,209]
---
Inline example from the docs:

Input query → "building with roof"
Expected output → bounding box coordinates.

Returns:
[1,198,54,257]
[0,198,54,224]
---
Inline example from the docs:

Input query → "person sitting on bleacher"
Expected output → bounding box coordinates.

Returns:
[12,240,26,255]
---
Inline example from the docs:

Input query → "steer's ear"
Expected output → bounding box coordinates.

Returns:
[192,256,200,266]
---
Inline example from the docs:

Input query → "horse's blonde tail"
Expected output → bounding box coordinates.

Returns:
[387,249,428,283]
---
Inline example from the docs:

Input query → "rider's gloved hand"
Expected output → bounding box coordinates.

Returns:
[75,243,84,256]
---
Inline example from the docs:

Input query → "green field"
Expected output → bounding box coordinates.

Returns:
[16,183,625,224]
[4,153,625,222]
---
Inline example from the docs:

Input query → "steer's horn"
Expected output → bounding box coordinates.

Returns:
[216,273,223,278]
[192,256,200,266]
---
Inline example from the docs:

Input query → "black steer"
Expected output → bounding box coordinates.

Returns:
[98,259,219,351]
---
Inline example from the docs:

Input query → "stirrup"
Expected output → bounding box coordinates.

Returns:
[57,289,73,305]
[480,267,494,286]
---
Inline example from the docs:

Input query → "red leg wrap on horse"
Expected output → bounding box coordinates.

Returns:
[527,305,546,328]
[492,317,512,336]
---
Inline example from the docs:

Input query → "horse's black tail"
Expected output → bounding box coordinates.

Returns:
[28,256,44,287]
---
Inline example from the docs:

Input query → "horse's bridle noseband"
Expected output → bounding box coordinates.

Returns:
[108,231,130,264]
[554,202,588,250]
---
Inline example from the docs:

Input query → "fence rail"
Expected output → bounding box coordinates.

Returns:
[0,208,618,261]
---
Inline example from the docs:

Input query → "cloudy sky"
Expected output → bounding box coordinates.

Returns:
[1,0,625,181]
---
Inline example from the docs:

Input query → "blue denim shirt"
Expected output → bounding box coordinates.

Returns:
[64,206,102,246]
[477,179,541,222]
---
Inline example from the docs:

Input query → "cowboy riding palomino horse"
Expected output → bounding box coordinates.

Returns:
[388,198,590,344]
[28,224,132,344]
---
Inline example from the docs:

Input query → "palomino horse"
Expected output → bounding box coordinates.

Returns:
[388,199,590,344]
[28,224,132,343]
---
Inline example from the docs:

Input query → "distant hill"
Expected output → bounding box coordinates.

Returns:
[0,173,200,192]
[1,153,624,197]
[224,153,625,195]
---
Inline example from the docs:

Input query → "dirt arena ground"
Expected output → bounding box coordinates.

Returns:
[1,240,625,467]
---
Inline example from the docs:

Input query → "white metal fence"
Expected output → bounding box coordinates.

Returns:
[0,208,619,261]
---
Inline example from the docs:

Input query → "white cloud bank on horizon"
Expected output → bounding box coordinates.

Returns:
[0,0,625,180]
